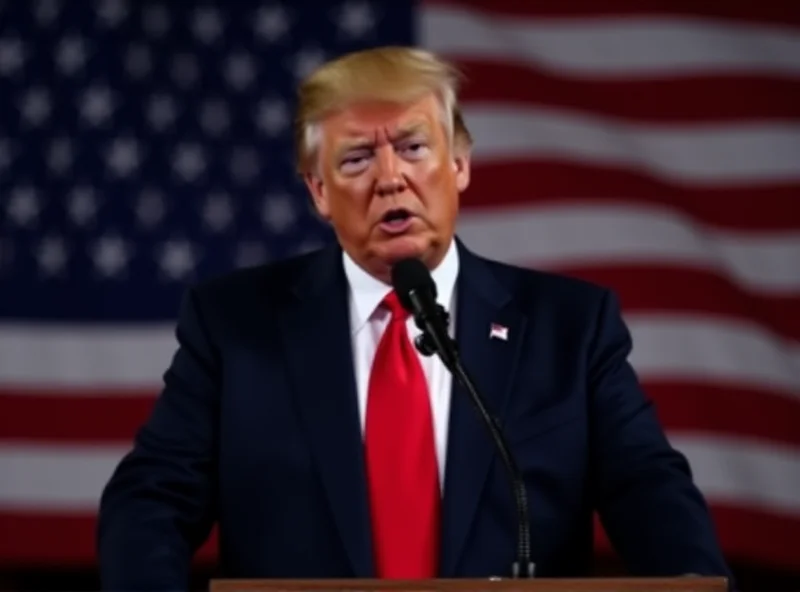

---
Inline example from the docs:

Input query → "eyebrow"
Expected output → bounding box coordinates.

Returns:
[392,123,428,141]
[336,123,429,156]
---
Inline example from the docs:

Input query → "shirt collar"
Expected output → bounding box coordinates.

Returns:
[343,239,459,334]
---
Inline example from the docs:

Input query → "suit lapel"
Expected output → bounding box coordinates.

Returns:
[440,242,528,577]
[278,246,374,577]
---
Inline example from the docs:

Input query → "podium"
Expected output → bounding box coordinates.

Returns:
[210,578,729,592]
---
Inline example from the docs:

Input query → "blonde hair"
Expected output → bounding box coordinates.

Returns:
[294,45,472,174]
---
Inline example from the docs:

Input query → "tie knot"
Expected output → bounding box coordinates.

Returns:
[382,291,409,321]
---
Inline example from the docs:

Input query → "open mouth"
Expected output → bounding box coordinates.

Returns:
[382,209,411,223]
[379,208,414,233]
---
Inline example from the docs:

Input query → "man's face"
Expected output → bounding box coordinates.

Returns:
[304,92,470,282]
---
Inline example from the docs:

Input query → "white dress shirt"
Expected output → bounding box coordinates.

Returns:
[343,240,459,489]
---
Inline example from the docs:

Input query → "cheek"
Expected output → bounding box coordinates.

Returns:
[328,176,373,216]
[414,159,457,199]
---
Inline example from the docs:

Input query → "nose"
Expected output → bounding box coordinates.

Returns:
[374,144,407,197]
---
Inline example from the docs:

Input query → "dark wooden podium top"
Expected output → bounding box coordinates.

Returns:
[210,577,729,592]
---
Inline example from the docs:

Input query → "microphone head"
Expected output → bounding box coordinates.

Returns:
[390,258,437,312]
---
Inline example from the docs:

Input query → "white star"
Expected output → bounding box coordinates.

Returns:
[202,193,234,233]
[105,136,141,177]
[7,186,41,227]
[199,98,230,137]
[56,35,88,75]
[147,94,177,132]
[230,146,259,185]
[256,98,288,136]
[18,87,51,127]
[34,0,60,27]
[91,234,132,278]
[96,0,128,28]
[292,48,325,79]
[36,236,68,277]
[254,5,289,43]
[171,52,199,89]
[68,186,97,227]
[158,239,198,281]
[172,143,207,183]
[79,86,115,127]
[135,189,165,229]
[234,240,269,268]
[225,51,256,91]
[336,2,375,39]
[0,37,26,76]
[292,238,324,256]
[124,44,151,79]
[47,137,73,176]
[142,4,170,38]
[192,7,224,44]
[262,193,297,233]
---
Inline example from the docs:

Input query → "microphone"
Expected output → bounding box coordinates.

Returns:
[390,258,536,579]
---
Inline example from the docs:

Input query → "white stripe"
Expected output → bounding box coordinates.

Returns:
[421,5,800,76]
[463,106,800,184]
[0,444,128,511]
[1,315,798,396]
[670,435,800,515]
[0,323,175,388]
[626,314,800,398]
[457,203,800,293]
[1,438,799,515]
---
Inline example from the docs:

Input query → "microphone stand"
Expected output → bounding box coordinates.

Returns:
[412,304,536,579]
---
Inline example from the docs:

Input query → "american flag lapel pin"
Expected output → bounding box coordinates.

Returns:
[489,323,509,341]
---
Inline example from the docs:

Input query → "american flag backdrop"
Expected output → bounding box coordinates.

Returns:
[1,0,799,572]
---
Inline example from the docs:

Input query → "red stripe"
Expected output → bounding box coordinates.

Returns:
[3,507,798,570]
[549,264,800,342]
[4,268,800,444]
[711,505,800,570]
[457,60,800,121]
[646,382,800,449]
[3,380,799,448]
[462,160,800,231]
[425,0,800,28]
[0,390,156,443]
[3,273,799,444]
[0,512,217,567]
[594,505,800,570]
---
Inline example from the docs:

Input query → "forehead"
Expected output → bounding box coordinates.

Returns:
[320,94,443,141]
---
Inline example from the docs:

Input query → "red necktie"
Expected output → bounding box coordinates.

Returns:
[365,290,440,579]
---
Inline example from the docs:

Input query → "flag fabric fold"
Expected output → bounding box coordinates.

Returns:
[1,0,798,571]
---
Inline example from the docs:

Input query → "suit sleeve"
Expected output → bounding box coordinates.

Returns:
[97,287,219,591]
[587,289,734,584]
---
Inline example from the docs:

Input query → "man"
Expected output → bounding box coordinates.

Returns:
[97,46,733,589]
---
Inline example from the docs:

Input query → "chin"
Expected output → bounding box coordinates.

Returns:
[380,236,430,263]
[384,235,430,257]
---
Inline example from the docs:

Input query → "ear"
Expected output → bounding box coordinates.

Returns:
[452,148,471,192]
[303,171,331,220]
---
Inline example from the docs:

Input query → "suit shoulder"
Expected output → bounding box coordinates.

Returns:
[473,255,625,349]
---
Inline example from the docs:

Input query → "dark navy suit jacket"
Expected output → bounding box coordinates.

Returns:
[97,239,733,590]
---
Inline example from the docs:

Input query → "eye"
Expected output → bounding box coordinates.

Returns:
[339,152,372,174]
[400,142,428,159]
